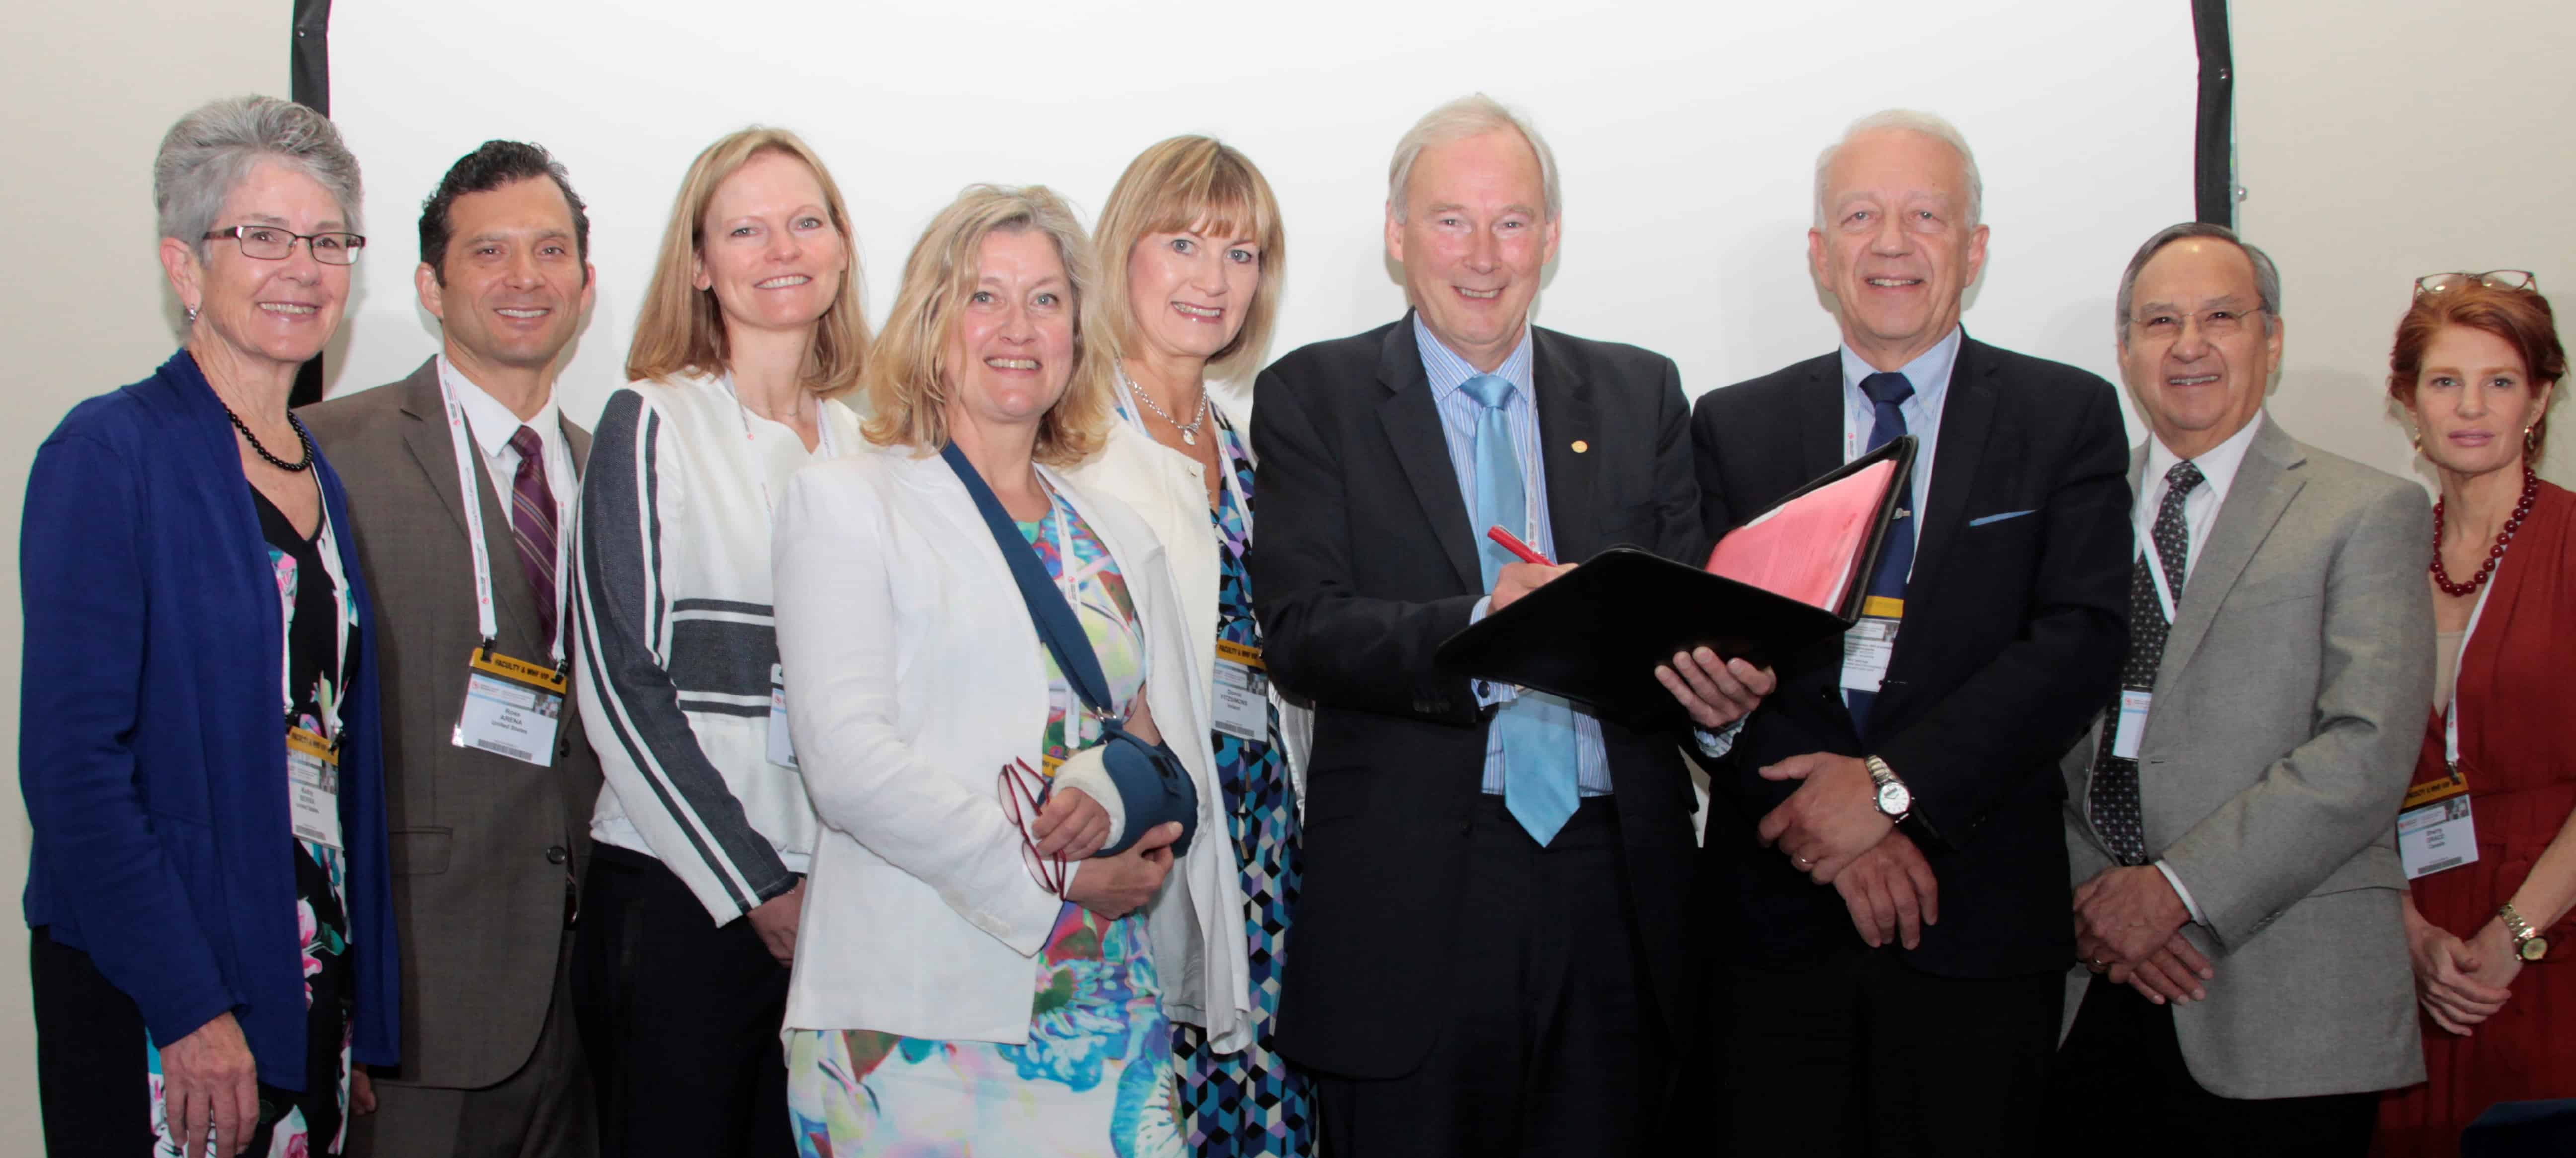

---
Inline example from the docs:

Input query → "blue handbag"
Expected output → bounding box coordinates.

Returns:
[942,441,1198,857]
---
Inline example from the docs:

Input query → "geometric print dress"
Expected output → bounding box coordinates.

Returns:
[146,487,357,1157]
[1172,410,1314,1158]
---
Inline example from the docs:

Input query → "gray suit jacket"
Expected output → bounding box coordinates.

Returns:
[2059,415,2432,1099]
[300,358,602,1089]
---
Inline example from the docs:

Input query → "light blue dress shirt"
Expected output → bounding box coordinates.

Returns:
[1837,326,1964,539]
[1415,314,1612,797]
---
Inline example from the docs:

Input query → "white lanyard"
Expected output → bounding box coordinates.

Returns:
[277,493,356,741]
[2444,578,2497,773]
[436,367,571,665]
[2134,470,2202,627]
[2141,538,2182,627]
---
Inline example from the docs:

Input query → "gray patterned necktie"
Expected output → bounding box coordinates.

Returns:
[2090,459,2203,865]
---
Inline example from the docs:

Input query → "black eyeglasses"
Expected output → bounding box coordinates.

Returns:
[2415,270,2537,296]
[203,225,367,266]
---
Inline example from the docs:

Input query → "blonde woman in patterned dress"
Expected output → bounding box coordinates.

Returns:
[770,184,1250,1156]
[1071,135,1314,1158]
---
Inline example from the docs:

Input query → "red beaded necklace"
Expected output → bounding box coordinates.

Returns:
[2430,462,2539,598]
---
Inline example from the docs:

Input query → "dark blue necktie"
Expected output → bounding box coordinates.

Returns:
[1845,371,1915,741]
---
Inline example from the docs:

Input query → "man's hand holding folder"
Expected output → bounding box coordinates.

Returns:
[1659,646,1776,732]
[1437,438,1914,728]
[1485,526,1776,731]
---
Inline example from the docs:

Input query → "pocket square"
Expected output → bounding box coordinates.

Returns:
[1968,509,2037,527]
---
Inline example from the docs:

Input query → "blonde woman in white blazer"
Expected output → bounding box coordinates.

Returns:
[1068,136,1314,1158]
[771,184,1248,1158]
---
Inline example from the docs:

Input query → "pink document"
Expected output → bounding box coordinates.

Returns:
[1703,459,1897,611]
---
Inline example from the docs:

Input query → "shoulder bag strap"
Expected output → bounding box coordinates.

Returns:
[939,441,1117,717]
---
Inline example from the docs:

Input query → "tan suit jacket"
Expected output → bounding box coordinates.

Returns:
[301,358,602,1089]
[2060,415,2431,1099]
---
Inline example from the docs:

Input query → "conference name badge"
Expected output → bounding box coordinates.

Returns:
[1212,640,1270,742]
[2111,689,2154,760]
[767,662,797,769]
[453,648,566,767]
[2397,772,2480,880]
[286,726,343,849]
[1839,595,1903,692]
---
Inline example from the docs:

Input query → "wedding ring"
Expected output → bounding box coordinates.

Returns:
[1793,855,1815,871]
[2085,957,2110,974]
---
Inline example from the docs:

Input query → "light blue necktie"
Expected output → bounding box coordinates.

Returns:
[1461,373,1579,845]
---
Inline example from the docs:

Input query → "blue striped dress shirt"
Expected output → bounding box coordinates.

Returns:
[1414,314,1612,797]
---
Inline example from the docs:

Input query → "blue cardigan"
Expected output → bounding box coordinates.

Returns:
[19,351,397,1088]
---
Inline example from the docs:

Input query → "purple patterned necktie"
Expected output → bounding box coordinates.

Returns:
[506,426,558,646]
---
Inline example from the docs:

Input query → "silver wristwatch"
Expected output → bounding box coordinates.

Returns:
[1865,755,1911,823]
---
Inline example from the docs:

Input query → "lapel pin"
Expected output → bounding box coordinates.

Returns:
[1571,440,1589,454]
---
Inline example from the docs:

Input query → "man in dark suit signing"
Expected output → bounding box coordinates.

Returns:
[1250,93,1773,1158]
[302,141,603,1158]
[1689,110,2133,1156]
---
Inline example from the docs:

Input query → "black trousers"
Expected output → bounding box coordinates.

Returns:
[571,848,792,1158]
[33,926,162,1157]
[1721,946,2064,1157]
[32,926,346,1158]
[2050,973,2375,1157]
[1313,796,1668,1158]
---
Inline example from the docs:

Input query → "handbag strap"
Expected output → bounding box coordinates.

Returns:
[939,441,1117,718]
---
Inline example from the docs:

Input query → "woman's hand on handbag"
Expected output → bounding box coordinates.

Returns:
[1032,786,1112,860]
[1065,821,1183,919]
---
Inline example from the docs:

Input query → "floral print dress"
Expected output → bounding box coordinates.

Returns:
[1171,409,1312,1157]
[785,489,1184,1158]
[148,487,357,1157]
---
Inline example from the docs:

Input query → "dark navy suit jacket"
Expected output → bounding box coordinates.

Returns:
[20,350,398,1088]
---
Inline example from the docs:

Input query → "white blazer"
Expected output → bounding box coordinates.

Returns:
[1073,400,1312,806]
[771,441,1253,1052]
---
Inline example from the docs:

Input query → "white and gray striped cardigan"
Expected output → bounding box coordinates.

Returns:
[571,370,863,923]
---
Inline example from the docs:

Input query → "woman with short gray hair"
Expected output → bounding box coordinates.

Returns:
[21,93,398,1157]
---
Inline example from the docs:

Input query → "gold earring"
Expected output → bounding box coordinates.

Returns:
[2528,425,2541,454]
[2412,428,2424,455]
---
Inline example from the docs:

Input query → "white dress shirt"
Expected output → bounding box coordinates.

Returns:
[438,354,578,519]
[2134,410,2265,611]
[2124,409,2266,924]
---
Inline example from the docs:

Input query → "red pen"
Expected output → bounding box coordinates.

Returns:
[1486,525,1554,566]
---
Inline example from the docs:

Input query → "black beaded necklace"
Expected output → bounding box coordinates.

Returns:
[2430,462,2538,598]
[225,406,317,473]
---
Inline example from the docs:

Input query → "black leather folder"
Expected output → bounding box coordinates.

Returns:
[1435,436,1917,725]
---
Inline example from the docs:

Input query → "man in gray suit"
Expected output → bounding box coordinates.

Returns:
[2047,223,2432,1153]
[302,141,603,1158]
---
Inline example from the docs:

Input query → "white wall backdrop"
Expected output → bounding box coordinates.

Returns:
[325,0,2195,429]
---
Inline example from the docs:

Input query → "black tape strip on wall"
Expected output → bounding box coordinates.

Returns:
[289,0,332,406]
[2192,0,2234,227]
